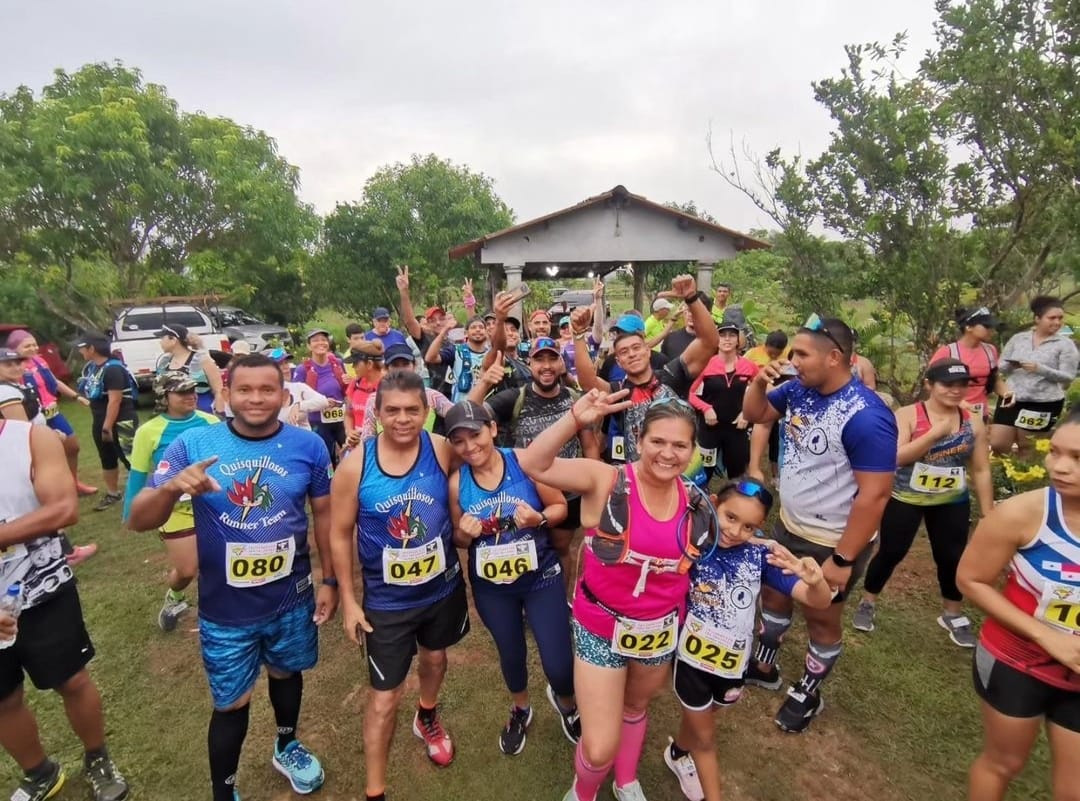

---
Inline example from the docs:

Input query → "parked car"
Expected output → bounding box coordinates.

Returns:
[547,290,610,320]
[0,324,73,382]
[110,304,230,391]
[209,306,292,351]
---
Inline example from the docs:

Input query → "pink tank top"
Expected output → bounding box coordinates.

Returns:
[27,356,57,408]
[573,464,691,639]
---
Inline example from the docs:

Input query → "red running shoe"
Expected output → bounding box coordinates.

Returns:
[412,706,454,767]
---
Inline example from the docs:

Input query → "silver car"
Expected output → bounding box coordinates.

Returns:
[210,306,292,351]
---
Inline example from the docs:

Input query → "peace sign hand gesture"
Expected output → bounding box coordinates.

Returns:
[395,265,410,292]
[570,388,632,428]
[166,456,222,497]
[765,541,826,586]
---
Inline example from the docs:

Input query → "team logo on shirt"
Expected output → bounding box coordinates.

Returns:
[226,469,275,522]
[479,504,517,537]
[388,501,428,545]
[155,460,171,476]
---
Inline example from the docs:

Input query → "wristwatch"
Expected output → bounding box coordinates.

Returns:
[830,552,856,568]
[322,577,339,589]
[538,514,549,528]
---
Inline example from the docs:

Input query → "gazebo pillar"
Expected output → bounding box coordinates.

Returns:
[695,261,715,294]
[504,263,525,320]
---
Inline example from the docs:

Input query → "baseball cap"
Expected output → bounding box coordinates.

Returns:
[266,348,292,363]
[305,328,331,342]
[372,307,391,320]
[444,400,494,435]
[505,316,521,331]
[652,298,673,312]
[529,309,551,322]
[960,306,1000,329]
[424,306,445,320]
[0,349,24,363]
[926,358,972,384]
[153,370,198,396]
[383,343,415,365]
[717,320,741,334]
[558,316,571,328]
[156,323,189,342]
[529,337,562,358]
[613,314,645,335]
[230,340,252,355]
[482,311,497,321]
[73,334,111,354]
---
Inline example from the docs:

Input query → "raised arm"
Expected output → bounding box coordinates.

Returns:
[743,365,786,424]
[425,316,457,366]
[396,265,423,342]
[570,306,610,394]
[669,278,718,377]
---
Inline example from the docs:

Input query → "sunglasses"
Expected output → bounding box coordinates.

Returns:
[532,337,558,350]
[649,396,694,411]
[801,313,845,353]
[734,478,774,510]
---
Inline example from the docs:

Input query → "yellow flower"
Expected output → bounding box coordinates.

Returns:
[1034,439,1051,454]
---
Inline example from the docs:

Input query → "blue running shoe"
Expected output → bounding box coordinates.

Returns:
[272,740,324,794]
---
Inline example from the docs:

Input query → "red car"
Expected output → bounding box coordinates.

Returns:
[0,324,74,383]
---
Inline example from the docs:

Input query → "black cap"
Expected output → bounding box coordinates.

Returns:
[156,323,189,342]
[926,358,971,383]
[383,343,414,365]
[444,400,494,435]
[960,306,1000,329]
[717,321,741,334]
[73,334,111,354]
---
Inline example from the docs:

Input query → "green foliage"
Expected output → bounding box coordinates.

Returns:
[312,154,514,319]
[0,62,318,327]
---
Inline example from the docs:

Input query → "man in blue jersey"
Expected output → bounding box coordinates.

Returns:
[742,316,897,734]
[330,370,469,801]
[129,353,338,801]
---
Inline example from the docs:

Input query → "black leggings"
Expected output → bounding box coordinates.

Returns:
[699,427,750,483]
[864,496,971,602]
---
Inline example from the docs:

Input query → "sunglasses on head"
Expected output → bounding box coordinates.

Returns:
[801,313,845,353]
[733,478,774,510]
[532,337,558,350]
[649,396,694,411]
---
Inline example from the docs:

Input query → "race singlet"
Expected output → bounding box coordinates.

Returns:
[382,538,446,586]
[225,538,295,588]
[611,611,678,659]
[475,540,538,585]
[909,463,966,494]
[677,612,747,678]
[1016,409,1052,431]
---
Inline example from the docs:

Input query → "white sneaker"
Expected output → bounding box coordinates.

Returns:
[613,779,648,801]
[663,737,704,801]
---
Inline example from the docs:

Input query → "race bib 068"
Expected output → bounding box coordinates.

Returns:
[320,406,346,424]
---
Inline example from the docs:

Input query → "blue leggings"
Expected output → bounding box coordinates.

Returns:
[473,578,574,698]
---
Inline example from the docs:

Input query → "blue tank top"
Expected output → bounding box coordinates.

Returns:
[457,448,560,593]
[893,404,974,506]
[357,431,461,611]
[150,422,333,625]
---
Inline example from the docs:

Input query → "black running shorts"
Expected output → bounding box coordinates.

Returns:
[973,643,1080,732]
[673,658,745,711]
[0,586,95,700]
[362,580,470,691]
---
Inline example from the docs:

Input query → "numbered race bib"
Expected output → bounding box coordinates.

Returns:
[226,538,295,588]
[700,447,717,468]
[42,404,59,420]
[970,402,985,418]
[610,435,626,462]
[382,538,445,586]
[909,463,966,494]
[1016,408,1052,431]
[320,405,346,424]
[1035,582,1080,634]
[677,613,747,678]
[476,539,538,585]
[611,612,678,659]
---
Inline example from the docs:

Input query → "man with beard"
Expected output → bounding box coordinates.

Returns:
[130,353,337,801]
[425,313,490,403]
[330,370,469,801]
[574,275,718,465]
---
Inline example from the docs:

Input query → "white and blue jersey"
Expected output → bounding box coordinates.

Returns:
[357,431,461,612]
[150,422,332,626]
[768,378,897,547]
[457,448,560,593]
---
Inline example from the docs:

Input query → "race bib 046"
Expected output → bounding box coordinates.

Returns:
[611,612,678,659]
[677,613,747,678]
[226,538,295,588]
[382,538,446,587]
[476,540,538,585]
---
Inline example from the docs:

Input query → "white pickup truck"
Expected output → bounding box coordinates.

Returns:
[110,304,231,392]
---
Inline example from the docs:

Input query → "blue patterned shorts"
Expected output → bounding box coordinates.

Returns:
[572,619,673,670]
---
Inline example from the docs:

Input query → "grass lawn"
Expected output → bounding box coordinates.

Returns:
[2,402,1054,801]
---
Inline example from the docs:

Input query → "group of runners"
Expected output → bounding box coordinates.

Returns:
[0,279,1078,801]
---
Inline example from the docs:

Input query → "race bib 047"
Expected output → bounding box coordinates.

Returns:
[382,538,446,586]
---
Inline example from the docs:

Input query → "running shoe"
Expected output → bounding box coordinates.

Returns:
[413,706,455,767]
[157,589,190,632]
[10,760,65,801]
[938,614,977,648]
[546,684,581,743]
[663,737,704,801]
[743,661,783,691]
[774,686,824,734]
[66,544,99,568]
[92,492,122,512]
[613,779,649,801]
[498,705,533,755]
[84,755,128,801]
[76,481,99,497]
[561,787,582,801]
[852,600,876,632]
[272,740,324,794]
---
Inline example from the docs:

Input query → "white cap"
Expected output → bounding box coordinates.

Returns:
[231,340,252,355]
[652,298,673,312]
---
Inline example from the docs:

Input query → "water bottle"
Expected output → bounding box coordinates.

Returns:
[0,584,22,650]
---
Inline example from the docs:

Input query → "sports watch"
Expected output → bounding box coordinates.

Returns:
[830,552,856,568]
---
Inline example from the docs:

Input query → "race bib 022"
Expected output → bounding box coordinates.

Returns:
[611,612,678,659]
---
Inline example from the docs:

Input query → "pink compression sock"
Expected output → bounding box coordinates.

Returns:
[573,741,612,801]
[613,710,648,788]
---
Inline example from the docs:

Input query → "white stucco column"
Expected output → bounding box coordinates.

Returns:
[504,263,525,320]
[695,261,715,294]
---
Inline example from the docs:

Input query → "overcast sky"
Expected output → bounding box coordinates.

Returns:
[3,1,939,233]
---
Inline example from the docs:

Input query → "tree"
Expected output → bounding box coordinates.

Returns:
[0,62,318,328]
[312,154,514,319]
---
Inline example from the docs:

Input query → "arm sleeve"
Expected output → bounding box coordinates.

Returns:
[841,404,899,472]
[360,396,378,441]
[297,385,329,412]
[430,388,454,417]
[40,366,60,396]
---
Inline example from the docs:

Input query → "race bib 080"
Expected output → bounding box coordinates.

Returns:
[226,538,295,588]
